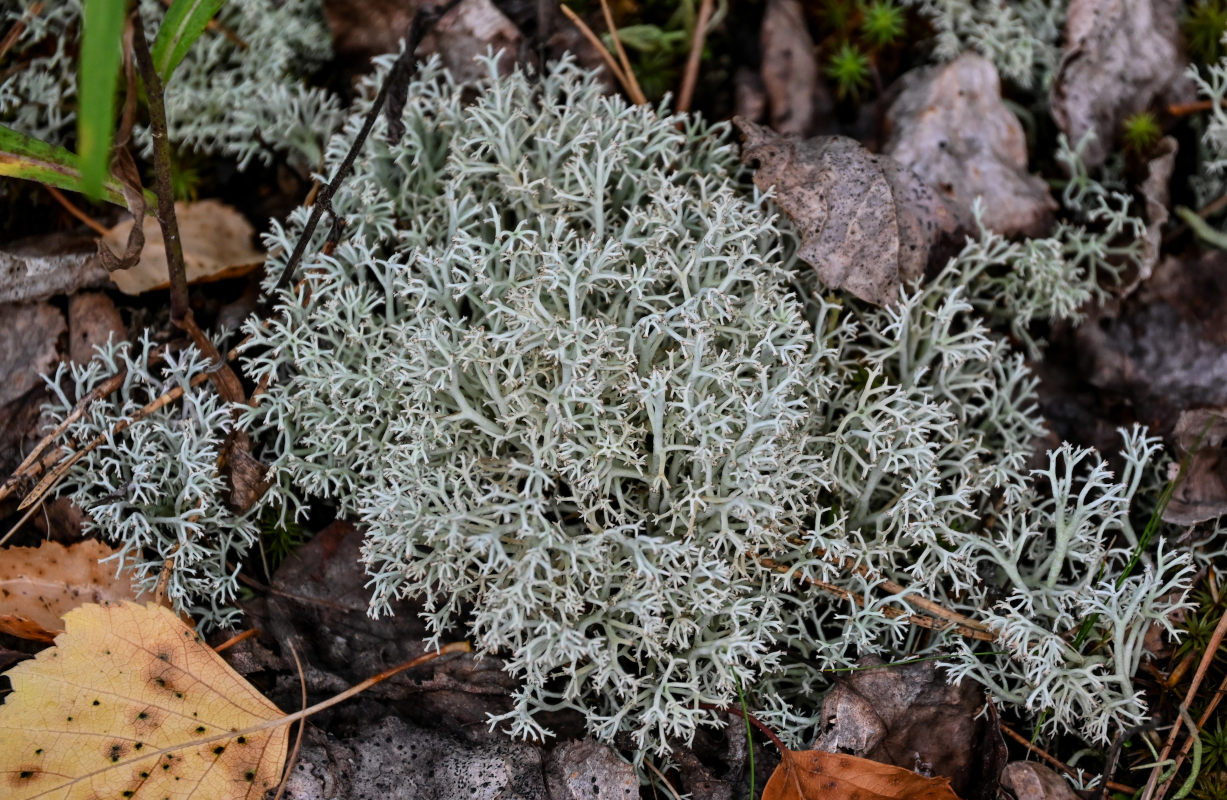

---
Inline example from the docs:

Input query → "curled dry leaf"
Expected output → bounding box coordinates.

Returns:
[1164,407,1227,525]
[0,538,148,641]
[0,601,288,800]
[103,199,264,295]
[886,54,1055,237]
[1050,0,1189,168]
[763,749,961,800]
[735,117,958,306]
[1135,136,1177,292]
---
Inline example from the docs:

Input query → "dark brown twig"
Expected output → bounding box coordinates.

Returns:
[129,15,190,325]
[272,0,462,295]
[700,703,787,753]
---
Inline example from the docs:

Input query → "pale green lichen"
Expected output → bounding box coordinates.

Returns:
[45,55,1193,757]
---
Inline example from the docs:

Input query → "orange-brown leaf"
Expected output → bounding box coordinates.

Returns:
[0,601,288,799]
[763,749,962,800]
[0,538,147,641]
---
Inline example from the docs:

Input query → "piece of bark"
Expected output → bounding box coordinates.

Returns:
[1050,0,1191,168]
[67,292,126,364]
[759,0,829,137]
[886,54,1055,236]
[544,739,637,800]
[735,118,958,306]
[0,233,109,305]
[0,302,64,407]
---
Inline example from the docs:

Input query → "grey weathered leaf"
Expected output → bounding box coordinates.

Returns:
[735,118,956,306]
[1050,0,1190,168]
[886,54,1055,237]
[1165,407,1227,526]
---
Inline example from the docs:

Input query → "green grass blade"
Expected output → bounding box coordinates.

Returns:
[0,124,130,207]
[151,0,224,82]
[78,0,127,200]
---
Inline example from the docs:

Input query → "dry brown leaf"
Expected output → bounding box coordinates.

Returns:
[1050,0,1189,168]
[735,117,957,306]
[886,54,1055,237]
[0,601,289,800]
[763,749,962,800]
[0,539,148,641]
[104,199,264,295]
[1164,407,1227,525]
[1000,762,1080,800]
[759,0,829,137]
[812,657,995,799]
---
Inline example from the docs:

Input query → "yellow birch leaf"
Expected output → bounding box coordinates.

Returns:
[0,601,288,800]
[0,539,149,641]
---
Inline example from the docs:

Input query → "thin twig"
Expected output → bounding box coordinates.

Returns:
[700,703,787,754]
[642,760,683,800]
[1168,99,1218,117]
[596,0,645,105]
[0,1,42,62]
[757,555,996,641]
[0,494,44,547]
[1145,602,1227,800]
[272,0,461,296]
[558,4,636,97]
[45,185,110,235]
[1001,723,1138,794]
[272,641,307,800]
[15,339,245,511]
[212,628,259,654]
[806,543,992,633]
[675,0,714,114]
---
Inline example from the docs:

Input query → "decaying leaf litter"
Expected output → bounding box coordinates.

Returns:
[1,1,1227,799]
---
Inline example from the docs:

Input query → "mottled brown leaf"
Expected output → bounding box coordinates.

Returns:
[735,117,956,306]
